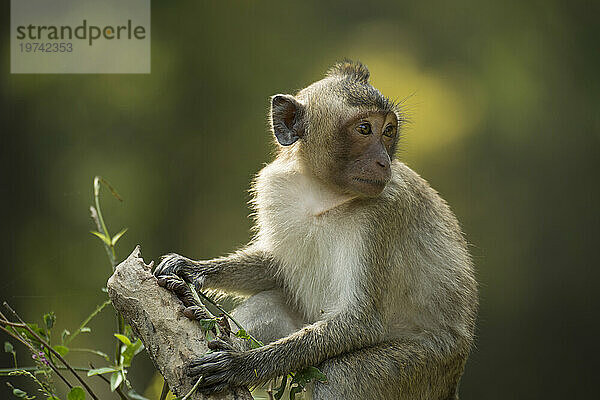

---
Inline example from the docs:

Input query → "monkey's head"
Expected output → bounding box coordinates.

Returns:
[270,60,401,198]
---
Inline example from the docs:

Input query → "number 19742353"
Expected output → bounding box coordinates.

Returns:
[19,42,73,52]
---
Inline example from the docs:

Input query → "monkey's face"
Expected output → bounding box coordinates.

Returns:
[331,111,397,197]
[269,95,399,198]
[269,63,401,198]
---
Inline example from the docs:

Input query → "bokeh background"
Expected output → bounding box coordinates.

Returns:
[1,0,599,398]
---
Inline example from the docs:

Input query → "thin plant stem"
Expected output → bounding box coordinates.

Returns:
[65,299,111,345]
[90,178,126,362]
[3,302,100,400]
[180,376,203,400]
[0,366,91,374]
[90,205,115,269]
[92,176,121,269]
[69,348,110,361]
[8,369,55,397]
[90,363,131,400]
[183,283,214,318]
[0,324,74,389]
[188,284,263,347]
[159,380,170,400]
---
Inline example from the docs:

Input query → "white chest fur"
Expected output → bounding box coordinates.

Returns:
[253,163,366,322]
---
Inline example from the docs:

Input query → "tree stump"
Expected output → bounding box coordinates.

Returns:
[107,246,253,400]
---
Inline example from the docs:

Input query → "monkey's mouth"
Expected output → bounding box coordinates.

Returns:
[352,177,386,187]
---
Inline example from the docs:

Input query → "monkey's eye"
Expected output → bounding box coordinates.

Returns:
[383,124,396,138]
[356,122,371,135]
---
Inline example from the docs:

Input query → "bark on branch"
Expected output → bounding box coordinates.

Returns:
[107,246,253,400]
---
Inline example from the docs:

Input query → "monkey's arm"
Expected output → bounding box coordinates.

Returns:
[187,308,387,393]
[154,246,278,296]
[190,313,468,395]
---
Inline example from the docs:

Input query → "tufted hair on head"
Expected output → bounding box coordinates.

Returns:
[326,60,370,84]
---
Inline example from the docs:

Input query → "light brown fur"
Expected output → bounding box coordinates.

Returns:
[155,61,478,399]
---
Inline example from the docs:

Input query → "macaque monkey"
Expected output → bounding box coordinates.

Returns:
[155,60,477,399]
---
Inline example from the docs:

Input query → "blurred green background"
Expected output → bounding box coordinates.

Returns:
[1,0,599,398]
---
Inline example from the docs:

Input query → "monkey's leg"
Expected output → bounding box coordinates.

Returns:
[231,290,305,346]
[311,340,463,400]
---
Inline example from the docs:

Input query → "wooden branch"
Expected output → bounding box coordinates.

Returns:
[107,246,253,400]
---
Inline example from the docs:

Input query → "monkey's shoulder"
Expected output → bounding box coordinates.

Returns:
[383,161,464,236]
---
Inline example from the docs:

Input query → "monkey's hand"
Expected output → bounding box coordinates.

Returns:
[186,340,260,394]
[154,253,207,289]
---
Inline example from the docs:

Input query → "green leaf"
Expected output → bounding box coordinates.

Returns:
[234,328,263,349]
[53,345,69,357]
[198,318,217,332]
[124,324,133,337]
[61,329,71,344]
[114,334,131,346]
[70,348,110,361]
[28,323,47,338]
[110,371,123,392]
[111,228,128,246]
[6,382,34,399]
[43,312,56,330]
[234,328,247,338]
[293,366,327,384]
[121,339,144,367]
[48,397,61,400]
[12,388,29,398]
[67,386,86,400]
[4,342,14,353]
[90,231,112,246]
[15,323,48,344]
[87,366,119,376]
[80,327,91,333]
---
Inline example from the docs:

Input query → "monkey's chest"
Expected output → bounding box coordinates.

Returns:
[259,209,366,322]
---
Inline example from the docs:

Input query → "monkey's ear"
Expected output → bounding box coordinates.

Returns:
[270,94,305,146]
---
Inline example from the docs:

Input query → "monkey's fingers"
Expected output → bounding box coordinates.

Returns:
[183,306,211,321]
[207,338,236,352]
[217,316,232,337]
[156,275,197,307]
[187,351,234,376]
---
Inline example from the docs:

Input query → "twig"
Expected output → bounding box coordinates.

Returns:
[0,324,74,389]
[90,363,131,400]
[180,376,203,400]
[184,283,215,319]
[65,299,111,345]
[190,285,263,347]
[0,366,91,374]
[3,302,100,400]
